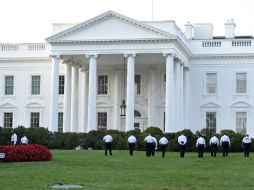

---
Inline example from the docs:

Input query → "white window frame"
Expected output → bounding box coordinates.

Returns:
[31,75,42,96]
[235,111,247,135]
[4,75,15,96]
[97,75,109,95]
[204,72,217,95]
[235,72,247,95]
[206,112,217,134]
[3,112,13,128]
[30,112,40,127]
[97,111,108,130]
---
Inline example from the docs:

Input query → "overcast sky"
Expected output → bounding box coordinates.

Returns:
[1,0,254,43]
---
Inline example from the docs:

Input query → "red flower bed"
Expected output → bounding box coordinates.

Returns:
[0,144,52,162]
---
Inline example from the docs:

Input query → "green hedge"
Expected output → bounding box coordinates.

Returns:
[0,126,251,152]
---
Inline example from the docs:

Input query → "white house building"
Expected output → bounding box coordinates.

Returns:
[0,11,254,136]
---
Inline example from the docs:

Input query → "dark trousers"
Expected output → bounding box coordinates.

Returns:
[222,142,229,157]
[128,143,135,156]
[146,143,153,157]
[197,144,205,158]
[105,142,112,156]
[243,143,251,157]
[151,143,156,156]
[210,143,218,157]
[160,144,167,157]
[179,144,186,157]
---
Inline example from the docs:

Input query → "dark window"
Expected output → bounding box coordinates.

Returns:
[98,112,107,130]
[4,112,13,128]
[98,75,108,94]
[59,75,65,95]
[31,112,40,127]
[58,112,63,132]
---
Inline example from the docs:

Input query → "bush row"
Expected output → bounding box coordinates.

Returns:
[0,126,252,152]
[0,144,52,162]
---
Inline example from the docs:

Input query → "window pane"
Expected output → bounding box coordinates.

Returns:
[5,76,14,95]
[236,73,247,93]
[236,112,247,135]
[4,112,13,128]
[31,112,40,127]
[97,112,107,130]
[206,112,216,135]
[59,75,65,95]
[206,73,217,94]
[58,112,63,132]
[135,75,141,94]
[98,75,108,94]
[31,76,41,95]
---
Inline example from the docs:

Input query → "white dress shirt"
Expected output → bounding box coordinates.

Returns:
[152,137,158,149]
[144,135,154,143]
[178,135,187,145]
[159,137,168,145]
[103,135,113,143]
[209,136,219,145]
[128,135,137,143]
[21,136,28,144]
[11,133,17,145]
[196,137,206,147]
[220,135,231,146]
[242,136,252,144]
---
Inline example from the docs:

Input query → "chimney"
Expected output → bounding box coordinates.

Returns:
[225,19,236,39]
[184,22,193,40]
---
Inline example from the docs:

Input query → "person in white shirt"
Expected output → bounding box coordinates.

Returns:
[242,134,252,157]
[151,136,158,156]
[21,135,28,144]
[127,135,137,156]
[196,136,206,158]
[178,134,187,158]
[103,134,113,156]
[159,137,169,157]
[11,132,18,145]
[209,136,219,157]
[220,134,231,157]
[144,134,154,157]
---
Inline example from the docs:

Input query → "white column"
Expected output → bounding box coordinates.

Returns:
[49,55,60,132]
[87,55,97,132]
[125,54,136,131]
[70,64,79,132]
[148,69,156,127]
[183,67,189,131]
[80,68,88,132]
[113,70,121,130]
[63,63,72,132]
[164,53,175,132]
[175,60,181,131]
[179,63,184,131]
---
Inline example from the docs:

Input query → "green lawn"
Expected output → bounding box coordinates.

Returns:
[0,150,253,190]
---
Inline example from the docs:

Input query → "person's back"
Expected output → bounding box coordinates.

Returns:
[21,136,28,144]
[220,135,230,157]
[11,133,17,145]
[196,137,206,158]
[210,136,219,157]
[178,134,187,158]
[242,135,252,157]
[159,137,168,157]
[127,135,137,156]
[103,135,113,156]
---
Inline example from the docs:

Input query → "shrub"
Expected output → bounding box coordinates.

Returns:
[0,144,52,162]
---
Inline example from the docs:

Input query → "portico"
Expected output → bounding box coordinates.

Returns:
[46,11,190,133]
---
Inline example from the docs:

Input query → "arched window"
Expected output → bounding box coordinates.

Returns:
[134,110,141,117]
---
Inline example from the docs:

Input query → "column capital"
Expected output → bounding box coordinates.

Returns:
[80,66,89,72]
[86,54,98,59]
[124,53,136,58]
[50,54,60,59]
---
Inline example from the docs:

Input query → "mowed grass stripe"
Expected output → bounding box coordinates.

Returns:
[0,150,253,190]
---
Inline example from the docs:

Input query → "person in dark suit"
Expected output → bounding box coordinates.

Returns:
[127,135,137,156]
[103,134,113,156]
[242,134,252,157]
[178,134,187,158]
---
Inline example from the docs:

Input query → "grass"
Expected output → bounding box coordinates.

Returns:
[0,150,254,190]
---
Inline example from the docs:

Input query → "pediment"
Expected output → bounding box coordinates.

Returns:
[26,102,44,108]
[0,102,17,108]
[46,11,173,43]
[231,101,252,108]
[200,101,221,108]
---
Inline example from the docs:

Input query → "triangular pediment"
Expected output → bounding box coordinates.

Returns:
[46,11,173,43]
[0,102,17,109]
[200,101,221,108]
[231,101,252,108]
[26,102,44,108]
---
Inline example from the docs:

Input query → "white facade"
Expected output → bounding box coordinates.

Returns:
[1,11,254,136]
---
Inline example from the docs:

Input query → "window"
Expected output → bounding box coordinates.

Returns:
[4,112,13,128]
[31,76,41,95]
[236,112,247,135]
[97,112,107,130]
[206,112,216,135]
[58,112,63,132]
[135,75,141,94]
[134,123,140,129]
[206,73,217,94]
[5,76,14,95]
[98,75,108,94]
[31,112,40,127]
[59,75,65,95]
[134,110,141,117]
[236,73,247,94]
